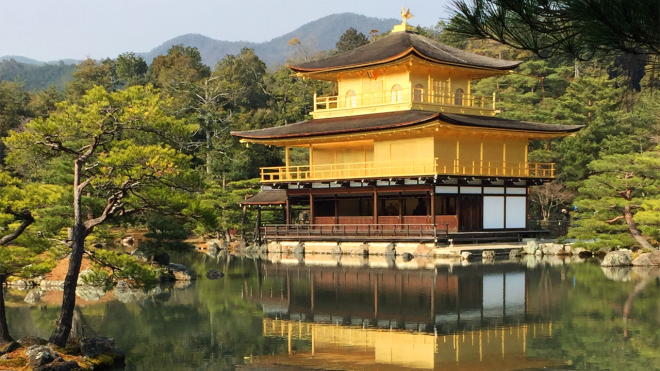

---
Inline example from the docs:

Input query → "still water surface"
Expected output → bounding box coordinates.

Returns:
[6,253,660,371]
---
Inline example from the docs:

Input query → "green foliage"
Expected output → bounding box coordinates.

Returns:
[334,27,369,54]
[569,150,660,249]
[0,171,64,279]
[87,249,160,287]
[116,52,148,88]
[450,0,660,67]
[195,178,261,237]
[65,58,116,102]
[150,44,211,93]
[79,267,112,287]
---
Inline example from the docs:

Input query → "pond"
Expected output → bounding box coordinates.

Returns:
[5,253,660,371]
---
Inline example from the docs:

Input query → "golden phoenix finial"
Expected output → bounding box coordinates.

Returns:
[400,7,414,25]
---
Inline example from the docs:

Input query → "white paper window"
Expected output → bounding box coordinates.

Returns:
[505,196,526,228]
[460,186,482,194]
[483,196,504,229]
[435,186,458,194]
[506,187,527,195]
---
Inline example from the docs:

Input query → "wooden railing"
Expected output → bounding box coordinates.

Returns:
[263,223,450,240]
[314,87,496,112]
[261,159,437,182]
[452,160,555,178]
[261,159,555,182]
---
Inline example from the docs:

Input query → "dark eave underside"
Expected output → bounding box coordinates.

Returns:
[288,31,522,73]
[231,111,584,140]
[240,190,287,205]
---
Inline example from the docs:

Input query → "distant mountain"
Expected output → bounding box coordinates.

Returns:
[0,13,400,90]
[139,13,399,67]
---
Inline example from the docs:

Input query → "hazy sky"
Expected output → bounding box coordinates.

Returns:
[0,0,453,61]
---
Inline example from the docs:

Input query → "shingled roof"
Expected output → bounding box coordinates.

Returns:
[231,111,583,140]
[289,31,522,73]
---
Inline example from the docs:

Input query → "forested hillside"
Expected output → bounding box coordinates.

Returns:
[0,58,75,90]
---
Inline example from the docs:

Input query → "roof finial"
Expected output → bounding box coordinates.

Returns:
[400,7,414,26]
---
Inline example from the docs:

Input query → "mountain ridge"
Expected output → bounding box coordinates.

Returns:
[2,13,400,68]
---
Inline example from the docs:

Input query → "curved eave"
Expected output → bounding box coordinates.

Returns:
[231,115,584,145]
[287,47,522,75]
[232,113,440,141]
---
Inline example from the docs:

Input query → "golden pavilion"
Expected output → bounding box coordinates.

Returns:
[232,14,582,245]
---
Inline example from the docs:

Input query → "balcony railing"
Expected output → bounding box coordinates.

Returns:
[261,159,555,182]
[314,87,496,113]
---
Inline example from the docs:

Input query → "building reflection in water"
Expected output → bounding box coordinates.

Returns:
[244,259,566,370]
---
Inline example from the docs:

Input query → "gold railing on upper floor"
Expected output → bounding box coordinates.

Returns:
[260,158,555,182]
[451,160,555,178]
[314,87,496,112]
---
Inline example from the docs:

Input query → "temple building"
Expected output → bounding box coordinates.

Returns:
[232,15,582,245]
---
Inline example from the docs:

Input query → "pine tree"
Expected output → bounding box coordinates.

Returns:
[569,150,660,250]
[335,28,369,54]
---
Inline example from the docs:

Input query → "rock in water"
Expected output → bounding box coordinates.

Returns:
[76,286,106,302]
[402,252,414,262]
[524,241,539,255]
[601,250,633,267]
[482,251,496,260]
[293,242,305,255]
[24,288,44,304]
[206,270,225,280]
[384,243,396,256]
[632,250,660,266]
[543,244,566,255]
[25,345,57,367]
[167,263,197,281]
[331,244,342,255]
[413,243,431,256]
[460,251,472,261]
[79,337,116,358]
[208,242,220,253]
[359,243,370,256]
[509,249,522,258]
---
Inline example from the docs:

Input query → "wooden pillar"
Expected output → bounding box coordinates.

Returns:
[399,192,403,225]
[373,188,378,225]
[309,192,314,224]
[285,199,290,225]
[285,145,291,180]
[334,196,339,224]
[546,139,552,151]
[241,204,247,242]
[430,189,436,227]
[467,76,471,106]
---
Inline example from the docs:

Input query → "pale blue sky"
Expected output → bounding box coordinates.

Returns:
[0,0,453,61]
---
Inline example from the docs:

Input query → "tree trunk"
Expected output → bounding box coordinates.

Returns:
[624,205,656,250]
[49,160,86,347]
[0,275,14,345]
[49,224,86,347]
